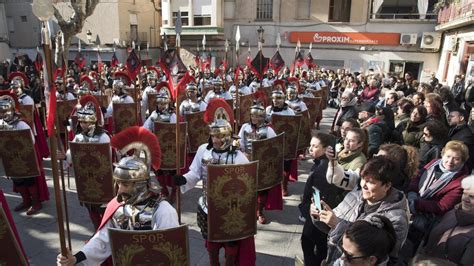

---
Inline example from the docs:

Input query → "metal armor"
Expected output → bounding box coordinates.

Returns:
[181,99,202,114]
[149,110,172,123]
[287,99,302,113]
[111,198,161,230]
[112,94,128,103]
[199,148,237,213]
[243,125,269,154]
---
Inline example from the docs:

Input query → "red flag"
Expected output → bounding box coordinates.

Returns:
[305,52,314,69]
[158,49,174,78]
[111,52,119,68]
[97,52,104,73]
[270,51,285,74]
[34,52,43,73]
[194,54,200,69]
[47,68,63,133]
[200,55,211,72]
[74,51,87,70]
[247,50,269,80]
[171,71,192,99]
[126,49,142,80]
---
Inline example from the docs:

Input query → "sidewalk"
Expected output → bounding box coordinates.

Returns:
[0,107,336,265]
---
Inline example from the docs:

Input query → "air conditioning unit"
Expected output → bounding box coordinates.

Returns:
[400,33,418,45]
[421,32,442,50]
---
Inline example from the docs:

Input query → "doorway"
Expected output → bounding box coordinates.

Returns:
[389,61,423,80]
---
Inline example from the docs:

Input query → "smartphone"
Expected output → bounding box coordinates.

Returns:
[329,135,337,154]
[312,186,322,211]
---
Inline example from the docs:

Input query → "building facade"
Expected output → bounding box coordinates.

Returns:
[435,0,474,85]
[164,0,441,81]
[1,0,161,65]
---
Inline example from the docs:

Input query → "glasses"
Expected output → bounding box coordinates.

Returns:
[338,243,369,263]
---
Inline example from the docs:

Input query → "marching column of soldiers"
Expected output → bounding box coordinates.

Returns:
[0,62,327,265]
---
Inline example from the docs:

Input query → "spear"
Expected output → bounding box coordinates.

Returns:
[175,11,183,224]
[234,26,241,130]
[32,0,68,256]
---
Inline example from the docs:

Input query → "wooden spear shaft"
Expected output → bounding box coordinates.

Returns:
[175,45,182,224]
[42,31,68,256]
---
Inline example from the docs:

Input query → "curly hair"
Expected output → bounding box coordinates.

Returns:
[442,140,470,163]
[425,93,445,119]
[379,144,419,179]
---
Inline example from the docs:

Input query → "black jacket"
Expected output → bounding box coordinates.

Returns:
[334,105,357,127]
[449,124,474,171]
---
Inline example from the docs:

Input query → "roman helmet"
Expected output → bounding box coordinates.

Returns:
[272,80,286,108]
[76,75,93,97]
[204,98,234,151]
[250,90,267,127]
[287,77,301,101]
[76,95,103,135]
[110,126,162,205]
[155,82,172,112]
[8,72,29,96]
[185,82,199,100]
[0,91,20,128]
[147,66,159,87]
[112,71,132,95]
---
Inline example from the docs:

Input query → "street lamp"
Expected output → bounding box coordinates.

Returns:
[257,26,265,43]
[86,30,93,43]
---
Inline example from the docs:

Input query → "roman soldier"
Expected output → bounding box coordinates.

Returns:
[104,71,134,119]
[174,98,255,265]
[0,92,49,215]
[238,91,279,224]
[66,95,109,229]
[143,82,176,132]
[265,80,295,122]
[204,77,232,103]
[56,76,76,101]
[286,78,308,113]
[9,72,33,105]
[57,126,179,265]
[179,82,207,115]
[140,66,159,122]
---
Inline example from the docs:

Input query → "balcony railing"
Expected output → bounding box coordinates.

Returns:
[438,2,474,24]
[371,12,437,19]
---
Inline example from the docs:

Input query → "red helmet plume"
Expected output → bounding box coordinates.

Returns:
[113,71,132,86]
[204,98,234,124]
[272,79,286,94]
[8,72,29,88]
[79,95,103,125]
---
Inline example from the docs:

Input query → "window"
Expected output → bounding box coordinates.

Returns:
[172,12,189,26]
[296,0,311,19]
[194,15,211,26]
[20,16,27,22]
[329,0,351,22]
[373,0,436,19]
[130,25,138,42]
[224,0,236,19]
[256,0,273,20]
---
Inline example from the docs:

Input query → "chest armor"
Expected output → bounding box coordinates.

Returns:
[112,199,160,230]
[199,148,236,213]
[57,93,68,101]
[181,99,201,114]
[0,118,19,130]
[243,125,268,153]
[75,132,101,143]
[150,110,172,123]
[287,100,302,112]
[112,95,127,103]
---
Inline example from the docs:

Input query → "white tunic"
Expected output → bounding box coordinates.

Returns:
[18,94,34,105]
[265,106,295,122]
[238,123,276,153]
[142,112,177,133]
[204,90,232,103]
[79,201,179,266]
[56,92,76,101]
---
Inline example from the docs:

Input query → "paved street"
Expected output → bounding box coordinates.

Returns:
[0,107,335,265]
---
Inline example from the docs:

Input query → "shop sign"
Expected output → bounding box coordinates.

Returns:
[290,32,401,46]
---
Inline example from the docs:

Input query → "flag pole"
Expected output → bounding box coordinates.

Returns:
[41,21,68,256]
[234,26,241,130]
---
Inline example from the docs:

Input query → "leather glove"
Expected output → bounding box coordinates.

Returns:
[173,175,187,186]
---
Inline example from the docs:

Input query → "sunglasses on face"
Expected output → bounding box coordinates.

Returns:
[338,243,369,263]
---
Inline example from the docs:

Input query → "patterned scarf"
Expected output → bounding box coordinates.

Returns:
[419,159,462,199]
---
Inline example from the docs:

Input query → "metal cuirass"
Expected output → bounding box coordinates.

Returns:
[150,110,172,123]
[287,99,302,112]
[181,99,201,114]
[199,148,236,213]
[111,199,160,230]
[243,125,269,153]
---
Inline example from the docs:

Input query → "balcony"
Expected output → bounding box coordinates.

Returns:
[161,26,224,36]
[371,12,437,20]
[436,1,474,31]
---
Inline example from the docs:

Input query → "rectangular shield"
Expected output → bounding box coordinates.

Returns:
[0,129,39,178]
[238,94,254,126]
[251,133,285,191]
[125,87,140,103]
[93,95,109,108]
[297,109,312,151]
[183,111,208,153]
[302,97,322,125]
[0,205,28,265]
[18,104,34,130]
[271,114,302,160]
[109,225,190,266]
[147,93,157,115]
[207,161,258,242]
[154,122,187,170]
[57,99,77,133]
[113,103,138,134]
[225,99,234,111]
[69,142,114,204]
[321,86,328,109]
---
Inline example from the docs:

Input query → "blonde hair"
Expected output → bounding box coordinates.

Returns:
[442,140,470,163]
